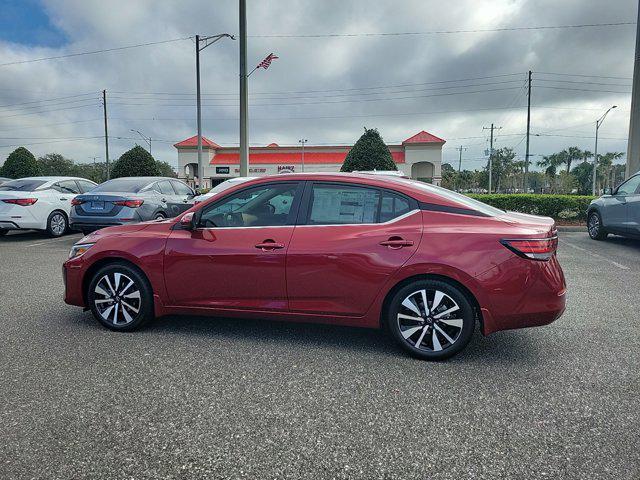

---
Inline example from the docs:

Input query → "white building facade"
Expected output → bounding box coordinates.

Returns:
[175,130,445,189]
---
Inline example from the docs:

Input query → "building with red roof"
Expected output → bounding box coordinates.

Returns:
[174,130,445,188]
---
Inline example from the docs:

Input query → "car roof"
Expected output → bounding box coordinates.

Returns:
[17,176,91,181]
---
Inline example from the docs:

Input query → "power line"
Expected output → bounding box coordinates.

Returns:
[534,85,631,94]
[0,36,193,67]
[249,22,636,38]
[0,92,97,109]
[535,71,633,80]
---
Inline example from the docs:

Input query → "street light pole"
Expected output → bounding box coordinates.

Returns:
[298,139,307,172]
[195,33,235,189]
[593,105,617,195]
[130,129,151,154]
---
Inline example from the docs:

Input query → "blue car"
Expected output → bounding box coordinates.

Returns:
[70,177,195,234]
[587,171,640,240]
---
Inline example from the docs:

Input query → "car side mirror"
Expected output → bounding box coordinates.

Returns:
[179,212,195,230]
[604,187,613,195]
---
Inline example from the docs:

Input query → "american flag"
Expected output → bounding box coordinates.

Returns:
[257,53,279,70]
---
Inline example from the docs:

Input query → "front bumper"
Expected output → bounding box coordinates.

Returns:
[63,258,86,308]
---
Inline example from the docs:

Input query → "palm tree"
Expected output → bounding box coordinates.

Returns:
[537,154,564,193]
[564,147,584,174]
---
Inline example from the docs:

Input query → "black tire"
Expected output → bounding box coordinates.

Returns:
[154,212,166,220]
[0,229,7,236]
[87,262,154,331]
[385,279,475,360]
[587,210,608,240]
[46,210,68,237]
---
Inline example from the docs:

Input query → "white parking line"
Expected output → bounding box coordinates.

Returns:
[561,240,630,270]
[26,236,81,248]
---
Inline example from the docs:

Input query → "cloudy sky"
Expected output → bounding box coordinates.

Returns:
[0,0,636,171]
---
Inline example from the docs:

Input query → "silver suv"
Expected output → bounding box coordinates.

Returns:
[587,172,640,240]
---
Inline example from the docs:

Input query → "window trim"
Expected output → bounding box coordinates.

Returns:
[195,181,304,229]
[297,181,418,226]
[53,180,81,195]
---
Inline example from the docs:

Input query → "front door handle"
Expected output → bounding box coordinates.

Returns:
[380,238,414,249]
[255,240,285,251]
[60,198,68,201]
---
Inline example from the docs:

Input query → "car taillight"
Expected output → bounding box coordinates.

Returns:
[2,198,38,206]
[500,236,558,261]
[113,199,144,208]
[71,198,85,206]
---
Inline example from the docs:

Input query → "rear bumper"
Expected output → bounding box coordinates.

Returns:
[476,255,567,335]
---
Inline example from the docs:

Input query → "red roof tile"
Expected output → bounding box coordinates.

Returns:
[211,151,405,165]
[266,143,279,147]
[173,135,220,148]
[403,130,446,145]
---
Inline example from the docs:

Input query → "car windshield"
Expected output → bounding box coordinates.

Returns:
[400,179,505,217]
[90,178,151,193]
[0,179,47,191]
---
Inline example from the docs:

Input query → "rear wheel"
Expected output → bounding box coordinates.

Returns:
[386,279,475,360]
[154,212,166,220]
[46,211,67,237]
[87,263,154,331]
[587,211,608,240]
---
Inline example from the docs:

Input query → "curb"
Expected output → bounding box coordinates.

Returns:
[556,225,585,232]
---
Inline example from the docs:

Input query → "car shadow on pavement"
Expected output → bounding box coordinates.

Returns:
[605,235,640,251]
[79,313,539,364]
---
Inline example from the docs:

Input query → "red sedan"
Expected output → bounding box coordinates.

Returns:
[63,173,566,360]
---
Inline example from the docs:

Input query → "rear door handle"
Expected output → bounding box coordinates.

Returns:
[379,238,414,249]
[60,198,68,201]
[255,240,285,251]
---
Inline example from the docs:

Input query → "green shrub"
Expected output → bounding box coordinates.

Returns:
[1,147,39,178]
[110,145,159,179]
[341,128,397,172]
[467,194,596,221]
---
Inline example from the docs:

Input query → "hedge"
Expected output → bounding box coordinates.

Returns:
[467,194,596,222]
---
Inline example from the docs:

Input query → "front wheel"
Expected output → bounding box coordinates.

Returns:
[87,263,154,331]
[587,211,608,240]
[386,279,475,360]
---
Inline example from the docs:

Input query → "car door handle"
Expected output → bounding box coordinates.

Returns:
[60,197,68,201]
[255,240,285,251]
[379,238,414,249]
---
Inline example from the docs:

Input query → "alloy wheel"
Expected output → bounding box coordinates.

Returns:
[588,214,600,237]
[93,272,141,325]
[397,288,463,352]
[50,213,66,236]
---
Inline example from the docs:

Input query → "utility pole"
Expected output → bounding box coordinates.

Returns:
[593,106,618,195]
[299,139,308,172]
[239,0,249,177]
[102,90,110,180]
[627,0,640,179]
[483,124,501,193]
[524,70,532,192]
[195,33,234,189]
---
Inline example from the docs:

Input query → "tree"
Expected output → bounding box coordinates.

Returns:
[440,163,456,189]
[110,145,159,179]
[1,147,39,179]
[486,148,515,193]
[156,160,177,178]
[571,161,593,195]
[341,128,397,172]
[537,153,564,193]
[75,161,108,184]
[563,147,584,174]
[37,153,75,176]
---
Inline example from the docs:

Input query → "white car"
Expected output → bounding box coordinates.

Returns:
[0,176,97,237]
[193,177,256,204]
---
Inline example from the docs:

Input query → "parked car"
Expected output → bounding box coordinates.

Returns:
[193,177,256,204]
[0,176,97,237]
[63,173,566,360]
[587,171,640,240]
[0,177,11,186]
[69,176,195,234]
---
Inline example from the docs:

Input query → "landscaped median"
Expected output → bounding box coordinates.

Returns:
[467,194,596,223]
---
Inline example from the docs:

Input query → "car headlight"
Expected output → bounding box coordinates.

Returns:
[69,243,95,259]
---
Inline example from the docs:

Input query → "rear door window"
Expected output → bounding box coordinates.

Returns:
[53,180,81,194]
[157,180,176,195]
[77,180,97,193]
[307,184,380,225]
[171,180,194,196]
[380,191,413,222]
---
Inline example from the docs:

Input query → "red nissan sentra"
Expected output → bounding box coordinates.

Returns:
[63,173,566,360]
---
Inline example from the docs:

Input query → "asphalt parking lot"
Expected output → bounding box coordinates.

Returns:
[0,229,638,480]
